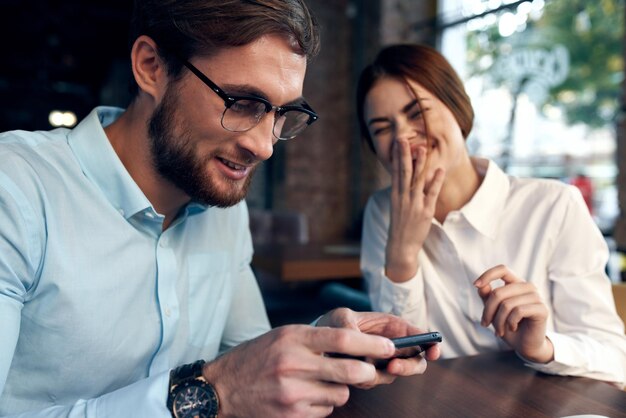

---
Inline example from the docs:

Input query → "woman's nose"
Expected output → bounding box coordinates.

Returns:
[394,119,416,141]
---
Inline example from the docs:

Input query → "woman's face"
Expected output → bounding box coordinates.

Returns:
[364,76,467,182]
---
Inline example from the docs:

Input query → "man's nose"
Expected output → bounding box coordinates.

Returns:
[238,114,276,161]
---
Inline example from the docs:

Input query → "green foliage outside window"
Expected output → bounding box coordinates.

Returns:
[467,0,624,129]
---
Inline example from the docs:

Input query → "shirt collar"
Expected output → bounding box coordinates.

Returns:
[67,106,153,219]
[459,158,510,239]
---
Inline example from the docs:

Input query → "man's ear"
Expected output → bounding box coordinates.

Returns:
[130,35,169,102]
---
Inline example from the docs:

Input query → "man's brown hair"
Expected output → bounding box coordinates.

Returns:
[129,0,320,95]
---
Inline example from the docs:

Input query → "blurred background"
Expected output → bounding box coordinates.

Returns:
[1,0,625,323]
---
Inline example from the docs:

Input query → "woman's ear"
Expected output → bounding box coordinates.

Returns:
[130,35,168,102]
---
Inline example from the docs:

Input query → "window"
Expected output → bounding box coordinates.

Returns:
[439,0,624,235]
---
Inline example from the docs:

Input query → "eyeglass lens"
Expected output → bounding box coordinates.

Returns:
[221,99,311,140]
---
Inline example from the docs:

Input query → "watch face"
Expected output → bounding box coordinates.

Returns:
[173,381,219,418]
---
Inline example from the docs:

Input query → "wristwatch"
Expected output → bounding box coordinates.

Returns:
[167,360,220,418]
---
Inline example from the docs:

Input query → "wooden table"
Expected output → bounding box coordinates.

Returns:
[331,351,626,418]
[252,243,361,282]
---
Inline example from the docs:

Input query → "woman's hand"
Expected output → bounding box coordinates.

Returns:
[474,265,554,363]
[385,138,444,282]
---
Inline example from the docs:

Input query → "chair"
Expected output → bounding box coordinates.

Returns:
[612,283,626,331]
[319,281,372,312]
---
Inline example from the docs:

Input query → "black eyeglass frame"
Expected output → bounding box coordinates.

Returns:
[180,59,319,140]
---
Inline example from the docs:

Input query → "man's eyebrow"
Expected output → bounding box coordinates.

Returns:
[221,83,305,106]
[221,83,268,99]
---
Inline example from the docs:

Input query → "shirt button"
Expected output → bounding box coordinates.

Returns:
[118,208,125,216]
[145,211,155,219]
[164,307,172,317]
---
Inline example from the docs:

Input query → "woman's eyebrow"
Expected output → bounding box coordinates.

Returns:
[403,97,430,113]
[367,116,390,126]
[403,99,419,113]
[367,97,430,126]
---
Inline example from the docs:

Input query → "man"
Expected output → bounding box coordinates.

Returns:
[0,1,438,417]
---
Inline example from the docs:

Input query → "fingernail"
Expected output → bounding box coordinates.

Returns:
[474,280,482,287]
[385,339,395,355]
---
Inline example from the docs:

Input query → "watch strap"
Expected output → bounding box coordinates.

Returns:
[170,359,206,387]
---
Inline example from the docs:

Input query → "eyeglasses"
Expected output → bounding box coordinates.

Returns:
[180,59,318,140]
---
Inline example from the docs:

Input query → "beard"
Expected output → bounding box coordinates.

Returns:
[147,87,256,208]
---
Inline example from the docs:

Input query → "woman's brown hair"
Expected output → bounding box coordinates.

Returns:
[356,44,474,153]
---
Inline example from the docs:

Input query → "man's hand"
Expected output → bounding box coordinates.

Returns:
[385,139,444,282]
[202,323,396,418]
[317,308,440,389]
[202,309,439,417]
[474,264,554,363]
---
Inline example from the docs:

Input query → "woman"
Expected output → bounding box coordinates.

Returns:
[357,43,626,385]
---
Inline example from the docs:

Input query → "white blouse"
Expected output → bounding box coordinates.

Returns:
[361,158,626,385]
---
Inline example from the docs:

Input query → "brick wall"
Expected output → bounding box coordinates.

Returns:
[247,0,437,243]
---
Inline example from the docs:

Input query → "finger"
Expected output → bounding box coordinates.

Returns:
[306,405,336,418]
[351,311,422,337]
[476,282,492,303]
[317,357,378,385]
[422,167,445,217]
[424,167,445,205]
[316,307,359,330]
[411,146,427,190]
[304,380,351,407]
[391,140,401,195]
[386,355,427,377]
[491,291,543,336]
[481,282,537,326]
[422,342,441,361]
[475,265,522,303]
[475,264,522,287]
[504,302,548,333]
[278,381,347,416]
[308,327,395,359]
[354,369,396,389]
[397,138,413,193]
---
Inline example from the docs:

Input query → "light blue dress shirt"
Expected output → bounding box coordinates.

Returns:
[0,107,271,416]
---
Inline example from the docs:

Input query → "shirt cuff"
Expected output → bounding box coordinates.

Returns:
[518,331,594,375]
[94,370,171,418]
[516,332,568,371]
[377,272,420,315]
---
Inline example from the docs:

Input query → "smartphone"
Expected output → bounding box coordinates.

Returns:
[391,331,442,351]
[326,331,442,361]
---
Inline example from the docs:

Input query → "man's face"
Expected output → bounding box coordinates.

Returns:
[148,34,308,207]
